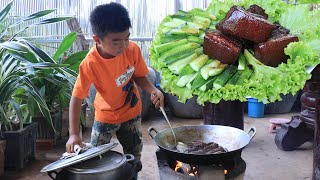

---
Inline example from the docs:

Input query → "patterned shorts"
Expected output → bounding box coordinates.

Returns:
[90,115,143,160]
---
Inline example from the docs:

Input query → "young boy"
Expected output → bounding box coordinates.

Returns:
[66,2,164,173]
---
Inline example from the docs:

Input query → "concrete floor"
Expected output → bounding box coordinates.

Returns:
[1,108,313,180]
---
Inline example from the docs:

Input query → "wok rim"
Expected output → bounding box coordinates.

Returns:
[152,125,252,155]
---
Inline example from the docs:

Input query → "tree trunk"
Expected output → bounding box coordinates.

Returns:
[66,18,90,51]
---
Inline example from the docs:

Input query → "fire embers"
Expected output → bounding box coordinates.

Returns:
[174,161,229,178]
[175,161,198,177]
[203,4,298,67]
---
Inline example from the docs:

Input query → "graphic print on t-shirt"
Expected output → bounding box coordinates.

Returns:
[122,80,138,108]
[116,66,138,108]
[116,66,135,87]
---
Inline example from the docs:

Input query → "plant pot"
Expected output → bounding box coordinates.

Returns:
[2,122,37,170]
[0,140,6,176]
[33,111,62,149]
[167,95,203,119]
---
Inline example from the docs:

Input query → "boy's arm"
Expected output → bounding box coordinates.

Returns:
[66,96,84,153]
[133,76,164,108]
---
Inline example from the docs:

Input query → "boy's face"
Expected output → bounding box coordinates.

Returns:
[94,29,130,57]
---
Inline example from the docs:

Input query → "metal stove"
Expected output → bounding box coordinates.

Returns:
[156,148,246,180]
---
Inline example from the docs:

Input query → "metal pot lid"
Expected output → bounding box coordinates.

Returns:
[41,143,117,173]
[66,151,131,174]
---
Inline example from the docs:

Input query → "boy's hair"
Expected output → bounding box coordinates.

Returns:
[89,2,131,38]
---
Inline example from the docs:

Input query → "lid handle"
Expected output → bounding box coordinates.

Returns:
[124,154,135,162]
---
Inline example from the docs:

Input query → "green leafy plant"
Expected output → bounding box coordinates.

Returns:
[0,0,74,132]
[23,32,88,123]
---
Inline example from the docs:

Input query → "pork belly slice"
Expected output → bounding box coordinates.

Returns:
[246,4,268,19]
[270,23,290,38]
[216,5,274,43]
[254,34,299,67]
[204,30,242,64]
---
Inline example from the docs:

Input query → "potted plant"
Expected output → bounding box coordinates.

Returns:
[0,140,5,176]
[24,32,88,145]
[0,0,73,170]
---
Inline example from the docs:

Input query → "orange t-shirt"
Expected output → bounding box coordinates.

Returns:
[72,41,149,124]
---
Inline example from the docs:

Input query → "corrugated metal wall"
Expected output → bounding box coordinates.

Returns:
[0,0,212,63]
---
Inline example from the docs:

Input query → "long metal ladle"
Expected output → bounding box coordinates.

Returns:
[159,106,177,148]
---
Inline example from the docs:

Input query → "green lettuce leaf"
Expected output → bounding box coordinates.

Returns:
[150,0,320,105]
[279,4,320,38]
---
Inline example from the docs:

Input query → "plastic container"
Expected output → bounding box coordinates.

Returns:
[247,98,265,118]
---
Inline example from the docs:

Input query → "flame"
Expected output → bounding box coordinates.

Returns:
[189,166,198,176]
[175,161,198,176]
[175,161,183,171]
[224,170,228,174]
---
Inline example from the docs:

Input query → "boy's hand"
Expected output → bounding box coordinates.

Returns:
[66,134,83,153]
[151,89,164,109]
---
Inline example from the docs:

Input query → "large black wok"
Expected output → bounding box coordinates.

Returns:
[148,125,256,165]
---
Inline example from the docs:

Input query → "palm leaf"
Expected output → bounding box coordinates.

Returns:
[0,78,20,103]
[9,9,56,29]
[26,62,70,69]
[53,32,77,61]
[8,99,24,130]
[20,9,56,22]
[27,95,37,117]
[42,76,70,89]
[9,50,39,63]
[0,29,8,39]
[61,67,78,78]
[22,77,56,132]
[0,41,29,53]
[0,104,12,131]
[0,0,13,23]
[21,40,55,63]
[64,50,88,71]
[1,58,20,83]
[33,16,72,25]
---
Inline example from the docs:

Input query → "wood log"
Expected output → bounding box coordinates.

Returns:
[66,18,89,51]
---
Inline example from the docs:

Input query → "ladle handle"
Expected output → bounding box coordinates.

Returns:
[159,106,177,147]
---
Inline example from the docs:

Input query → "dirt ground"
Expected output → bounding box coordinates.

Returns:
[1,108,313,180]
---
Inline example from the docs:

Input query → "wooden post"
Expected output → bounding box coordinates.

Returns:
[314,97,320,180]
[66,18,90,51]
